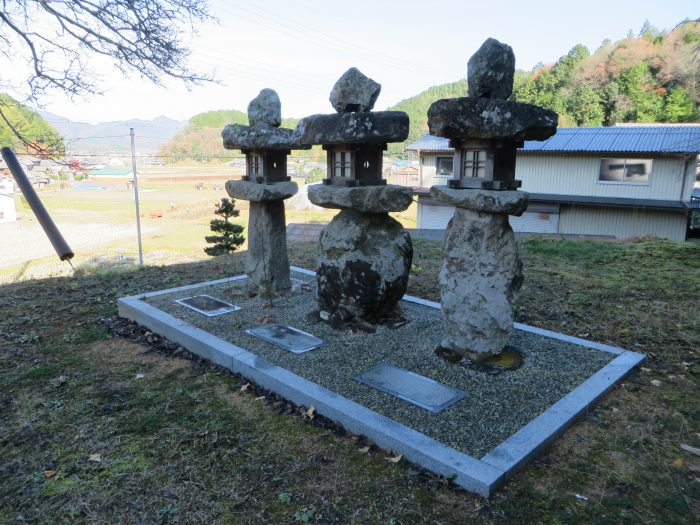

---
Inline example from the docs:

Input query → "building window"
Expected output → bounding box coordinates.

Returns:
[599,158,652,184]
[333,151,352,178]
[463,150,487,179]
[436,156,453,177]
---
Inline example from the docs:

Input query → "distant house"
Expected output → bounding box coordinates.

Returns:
[407,125,700,241]
[0,176,16,223]
[385,160,420,186]
[89,168,133,179]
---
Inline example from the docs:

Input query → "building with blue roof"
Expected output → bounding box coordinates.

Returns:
[407,125,700,241]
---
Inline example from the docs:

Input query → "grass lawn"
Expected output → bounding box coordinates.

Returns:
[0,237,698,524]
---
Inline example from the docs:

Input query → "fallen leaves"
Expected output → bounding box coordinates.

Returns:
[303,405,315,420]
[42,470,56,478]
[88,453,102,462]
[386,453,402,463]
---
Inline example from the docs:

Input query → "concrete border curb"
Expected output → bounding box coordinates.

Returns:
[117,267,644,496]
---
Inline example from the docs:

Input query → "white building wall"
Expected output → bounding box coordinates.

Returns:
[419,153,452,188]
[559,205,687,241]
[416,198,560,234]
[517,154,687,201]
[415,152,693,240]
[510,212,559,234]
[421,152,693,201]
[418,202,454,229]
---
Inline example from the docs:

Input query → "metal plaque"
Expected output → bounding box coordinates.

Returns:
[175,295,241,317]
[246,324,324,354]
[354,363,467,413]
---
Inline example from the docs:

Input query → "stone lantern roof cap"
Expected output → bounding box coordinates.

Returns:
[221,88,311,151]
[295,111,409,146]
[222,124,311,151]
[428,97,558,142]
[428,38,558,142]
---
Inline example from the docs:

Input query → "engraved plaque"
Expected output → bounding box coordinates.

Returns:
[246,324,324,354]
[354,363,467,413]
[175,295,241,317]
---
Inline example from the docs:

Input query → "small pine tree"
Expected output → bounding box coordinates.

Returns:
[204,198,245,256]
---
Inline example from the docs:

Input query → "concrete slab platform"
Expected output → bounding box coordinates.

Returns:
[117,267,644,497]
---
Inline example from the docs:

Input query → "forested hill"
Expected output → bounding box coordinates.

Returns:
[512,20,700,126]
[0,95,64,156]
[386,81,467,155]
[158,109,299,161]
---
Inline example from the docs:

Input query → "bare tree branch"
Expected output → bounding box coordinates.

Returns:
[0,0,214,152]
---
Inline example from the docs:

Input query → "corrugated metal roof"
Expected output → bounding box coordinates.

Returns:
[407,126,700,154]
[405,134,454,151]
[524,126,700,154]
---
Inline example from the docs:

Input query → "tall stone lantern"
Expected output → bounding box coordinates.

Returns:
[222,89,310,294]
[427,39,558,360]
[295,68,414,328]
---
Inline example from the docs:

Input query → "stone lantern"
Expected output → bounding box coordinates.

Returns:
[427,38,558,361]
[295,68,413,327]
[222,88,310,294]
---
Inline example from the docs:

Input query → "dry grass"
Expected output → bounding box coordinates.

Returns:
[0,237,698,524]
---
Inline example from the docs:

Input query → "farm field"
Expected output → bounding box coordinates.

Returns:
[0,166,417,282]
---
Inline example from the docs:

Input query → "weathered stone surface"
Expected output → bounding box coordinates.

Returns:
[247,88,282,128]
[427,97,557,141]
[222,124,309,151]
[246,200,292,293]
[329,67,381,113]
[431,186,529,216]
[467,38,515,99]
[317,209,412,322]
[295,111,409,146]
[308,184,413,213]
[226,180,298,202]
[439,207,523,356]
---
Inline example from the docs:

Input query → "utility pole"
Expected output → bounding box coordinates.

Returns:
[130,128,144,268]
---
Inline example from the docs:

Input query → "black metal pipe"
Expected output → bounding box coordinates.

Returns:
[1,147,74,261]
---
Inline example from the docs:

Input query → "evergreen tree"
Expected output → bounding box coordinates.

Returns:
[305,167,325,184]
[569,86,605,126]
[204,198,245,257]
[664,87,695,122]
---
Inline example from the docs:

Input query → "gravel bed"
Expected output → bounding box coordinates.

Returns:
[144,272,613,458]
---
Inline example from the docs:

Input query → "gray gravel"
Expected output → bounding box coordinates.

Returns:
[145,272,613,458]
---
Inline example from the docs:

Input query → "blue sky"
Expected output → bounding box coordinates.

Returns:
[37,0,699,123]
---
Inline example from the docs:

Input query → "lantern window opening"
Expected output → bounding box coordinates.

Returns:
[249,153,262,177]
[333,150,352,178]
[463,150,487,179]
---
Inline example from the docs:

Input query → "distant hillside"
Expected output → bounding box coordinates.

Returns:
[40,112,187,154]
[0,95,64,156]
[512,20,700,125]
[387,81,467,155]
[158,109,299,162]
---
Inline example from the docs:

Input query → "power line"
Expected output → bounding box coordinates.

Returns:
[220,1,444,77]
